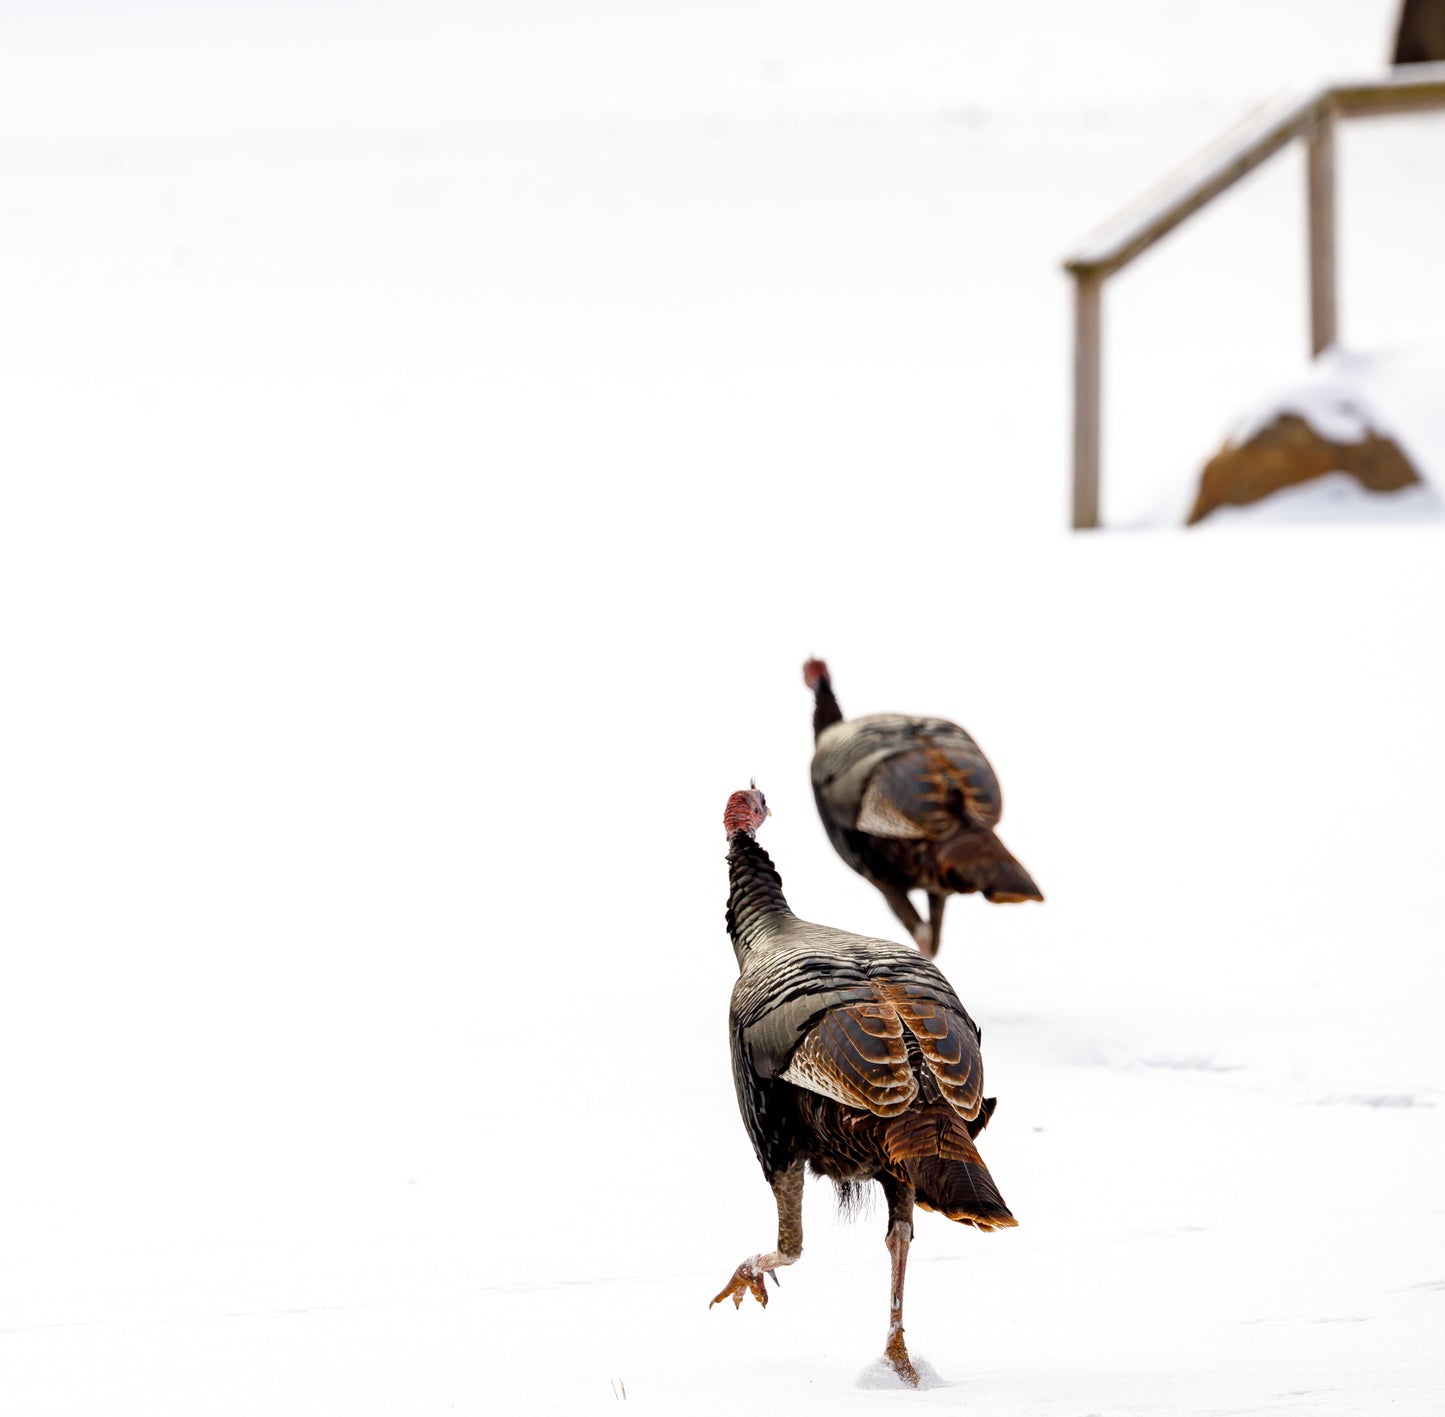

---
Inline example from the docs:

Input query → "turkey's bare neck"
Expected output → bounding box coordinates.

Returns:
[726,832,795,965]
[812,681,843,741]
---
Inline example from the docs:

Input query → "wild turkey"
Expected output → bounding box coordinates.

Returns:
[804,659,1042,957]
[711,784,1015,1386]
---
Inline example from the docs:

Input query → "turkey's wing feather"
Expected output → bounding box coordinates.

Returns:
[813,745,898,830]
[736,948,985,1125]
[813,714,1002,839]
[730,1023,801,1182]
[736,968,881,1080]
[859,739,1002,838]
[780,1003,917,1116]
[733,926,987,1124]
[779,980,984,1122]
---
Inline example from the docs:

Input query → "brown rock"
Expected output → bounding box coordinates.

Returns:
[1187,413,1420,525]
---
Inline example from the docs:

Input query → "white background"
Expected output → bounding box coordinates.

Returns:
[2,3,1442,1411]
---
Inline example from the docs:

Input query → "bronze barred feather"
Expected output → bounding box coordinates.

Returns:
[804,661,1042,957]
[712,786,1014,1385]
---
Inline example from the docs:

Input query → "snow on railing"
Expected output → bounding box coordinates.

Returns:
[1062,62,1445,530]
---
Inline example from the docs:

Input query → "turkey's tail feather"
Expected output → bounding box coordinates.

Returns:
[884,1105,1016,1231]
[937,827,1043,904]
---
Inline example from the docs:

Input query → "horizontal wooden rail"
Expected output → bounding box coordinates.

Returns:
[1063,63,1445,530]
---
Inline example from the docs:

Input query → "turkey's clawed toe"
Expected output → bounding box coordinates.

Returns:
[709,1260,770,1310]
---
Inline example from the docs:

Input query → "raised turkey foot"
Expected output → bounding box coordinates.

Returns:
[711,1166,804,1310]
[709,1256,778,1309]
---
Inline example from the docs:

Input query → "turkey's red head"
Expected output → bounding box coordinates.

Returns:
[724,783,770,838]
[803,658,830,691]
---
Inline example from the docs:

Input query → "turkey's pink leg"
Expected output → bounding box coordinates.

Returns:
[883,1219,920,1386]
[878,1175,921,1386]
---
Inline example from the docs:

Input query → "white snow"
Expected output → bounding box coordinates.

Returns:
[1232,350,1381,447]
[856,1356,946,1390]
[2,3,1444,1415]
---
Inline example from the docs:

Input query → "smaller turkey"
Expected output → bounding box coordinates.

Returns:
[805,659,1042,957]
[712,784,1015,1387]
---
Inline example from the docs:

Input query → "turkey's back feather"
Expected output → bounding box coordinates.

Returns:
[870,979,983,1115]
[812,714,1002,838]
[724,824,1015,1228]
[732,922,986,1124]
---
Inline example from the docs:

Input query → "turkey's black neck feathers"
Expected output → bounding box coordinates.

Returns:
[812,679,844,740]
[725,830,794,964]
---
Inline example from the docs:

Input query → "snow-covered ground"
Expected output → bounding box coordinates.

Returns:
[2,3,1443,1413]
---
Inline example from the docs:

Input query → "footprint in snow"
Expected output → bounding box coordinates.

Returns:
[855,1356,947,1390]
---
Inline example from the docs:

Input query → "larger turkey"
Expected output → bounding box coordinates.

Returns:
[711,784,1015,1386]
[805,659,1042,957]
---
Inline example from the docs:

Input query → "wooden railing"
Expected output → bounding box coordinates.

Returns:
[1063,63,1445,530]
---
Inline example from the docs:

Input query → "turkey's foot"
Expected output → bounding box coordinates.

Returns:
[884,1323,920,1388]
[709,1257,775,1310]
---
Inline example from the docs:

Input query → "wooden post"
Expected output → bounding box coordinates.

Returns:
[1062,71,1445,526]
[1072,271,1103,530]
[1306,101,1338,356]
